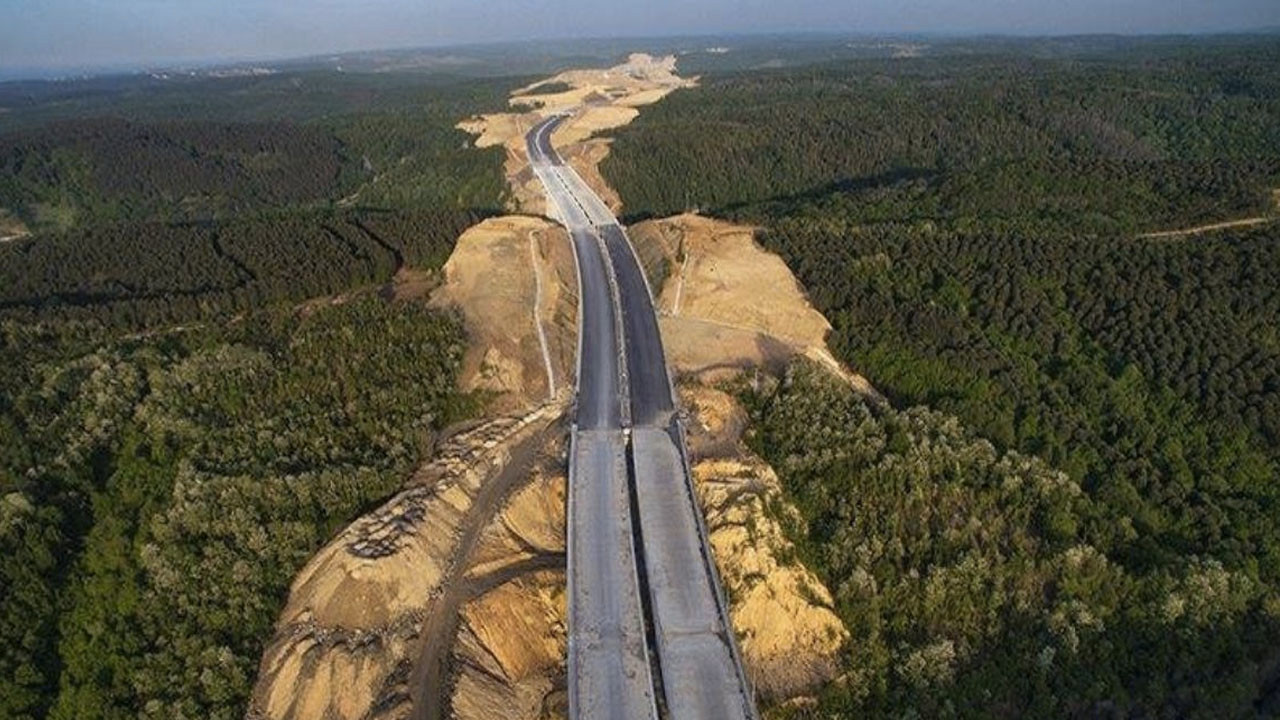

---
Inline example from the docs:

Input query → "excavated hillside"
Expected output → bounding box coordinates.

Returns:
[249,211,580,720]
[252,53,868,719]
[430,215,577,413]
[627,212,882,400]
[248,405,568,720]
[456,53,695,217]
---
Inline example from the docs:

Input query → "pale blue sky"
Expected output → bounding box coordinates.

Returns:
[2,0,1277,71]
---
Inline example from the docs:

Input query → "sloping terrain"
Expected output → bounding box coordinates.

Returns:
[682,384,849,700]
[250,207,580,719]
[248,406,567,720]
[430,215,578,413]
[629,212,880,399]
[457,53,696,217]
[254,54,866,719]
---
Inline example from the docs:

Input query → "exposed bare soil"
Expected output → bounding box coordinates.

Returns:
[248,405,568,720]
[458,53,696,217]
[630,213,882,399]
[682,385,849,700]
[430,215,578,414]
[254,54,866,720]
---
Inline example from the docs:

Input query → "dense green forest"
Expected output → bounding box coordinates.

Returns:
[0,119,349,227]
[744,363,1279,718]
[0,72,510,232]
[0,208,483,327]
[0,68,510,718]
[0,299,474,719]
[759,217,1280,473]
[602,41,1280,234]
[605,38,1280,716]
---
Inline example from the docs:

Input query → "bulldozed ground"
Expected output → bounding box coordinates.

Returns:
[629,213,882,400]
[252,53,872,719]
[430,215,578,413]
[456,53,695,217]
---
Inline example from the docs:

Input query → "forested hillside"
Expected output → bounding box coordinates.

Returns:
[759,217,1280,471]
[602,40,1280,234]
[1,299,474,720]
[0,119,348,228]
[605,37,1280,717]
[0,69,510,719]
[0,208,482,327]
[0,72,510,232]
[744,363,1279,718]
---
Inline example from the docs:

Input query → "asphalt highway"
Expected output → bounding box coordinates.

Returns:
[527,116,657,720]
[598,223,673,427]
[526,114,756,720]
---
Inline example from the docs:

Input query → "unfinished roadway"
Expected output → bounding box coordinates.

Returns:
[526,115,758,720]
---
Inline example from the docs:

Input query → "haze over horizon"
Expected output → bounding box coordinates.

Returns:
[2,0,1277,73]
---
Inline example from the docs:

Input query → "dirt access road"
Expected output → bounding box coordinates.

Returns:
[1138,189,1279,239]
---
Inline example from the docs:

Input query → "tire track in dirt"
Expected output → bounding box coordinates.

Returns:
[411,422,565,720]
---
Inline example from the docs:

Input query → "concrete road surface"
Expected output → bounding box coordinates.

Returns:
[528,116,657,720]
[568,431,657,720]
[526,114,756,720]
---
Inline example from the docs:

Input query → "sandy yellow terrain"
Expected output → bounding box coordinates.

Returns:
[458,53,696,217]
[248,405,567,720]
[449,56,859,712]
[450,571,567,720]
[430,215,578,414]
[250,212,579,720]
[682,385,850,700]
[630,213,882,398]
[255,52,868,719]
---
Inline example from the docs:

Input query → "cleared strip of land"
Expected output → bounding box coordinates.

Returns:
[1138,189,1279,238]
[1137,215,1277,239]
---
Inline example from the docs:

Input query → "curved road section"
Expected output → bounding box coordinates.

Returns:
[527,118,657,720]
[527,115,757,720]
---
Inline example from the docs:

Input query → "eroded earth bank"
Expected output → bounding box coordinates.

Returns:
[250,54,873,720]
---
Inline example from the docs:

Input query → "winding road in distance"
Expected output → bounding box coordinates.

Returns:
[526,115,757,720]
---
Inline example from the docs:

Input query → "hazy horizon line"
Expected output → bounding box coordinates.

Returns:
[4,25,1278,83]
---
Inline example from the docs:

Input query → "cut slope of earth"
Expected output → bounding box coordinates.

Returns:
[682,384,850,700]
[250,209,579,719]
[430,215,577,413]
[254,54,868,719]
[248,405,567,719]
[457,53,696,217]
[628,212,881,399]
